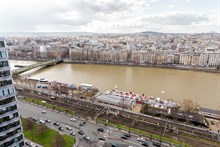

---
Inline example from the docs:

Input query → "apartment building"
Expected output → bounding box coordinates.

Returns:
[0,38,25,147]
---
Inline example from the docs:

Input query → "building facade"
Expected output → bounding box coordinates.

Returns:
[0,38,25,147]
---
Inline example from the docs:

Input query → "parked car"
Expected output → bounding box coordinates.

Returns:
[41,110,46,114]
[137,137,145,142]
[70,132,76,136]
[53,122,60,126]
[58,127,64,131]
[111,143,118,147]
[97,128,104,132]
[121,135,128,140]
[153,142,161,147]
[32,117,38,122]
[39,119,45,124]
[83,135,90,140]
[79,123,84,126]
[123,133,131,137]
[78,130,84,135]
[45,119,51,123]
[83,121,86,124]
[141,142,149,146]
[66,126,72,130]
[98,137,106,141]
[70,118,76,122]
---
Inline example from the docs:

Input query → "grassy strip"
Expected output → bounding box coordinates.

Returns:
[96,119,190,147]
[21,118,75,147]
[23,97,76,116]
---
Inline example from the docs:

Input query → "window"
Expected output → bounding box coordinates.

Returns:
[0,61,9,68]
[0,70,10,77]
[0,41,5,48]
[0,51,7,58]
[0,79,12,87]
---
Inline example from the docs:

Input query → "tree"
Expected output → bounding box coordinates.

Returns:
[37,124,47,136]
[182,99,199,113]
[23,117,34,131]
[181,99,199,124]
[51,134,65,147]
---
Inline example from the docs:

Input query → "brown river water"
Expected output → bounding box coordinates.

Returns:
[10,60,220,109]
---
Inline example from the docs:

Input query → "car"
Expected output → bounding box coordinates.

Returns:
[78,130,84,135]
[153,142,161,147]
[137,137,145,142]
[45,119,51,123]
[53,122,60,126]
[39,119,45,124]
[111,143,118,147]
[70,132,76,136]
[70,118,76,122]
[83,121,86,124]
[58,127,64,131]
[25,141,31,146]
[32,117,38,122]
[97,128,104,132]
[79,123,84,126]
[66,126,72,130]
[98,137,106,141]
[123,133,131,137]
[141,142,149,146]
[83,135,90,140]
[121,135,128,140]
[41,110,46,114]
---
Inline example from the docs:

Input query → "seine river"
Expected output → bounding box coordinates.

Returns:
[10,60,220,109]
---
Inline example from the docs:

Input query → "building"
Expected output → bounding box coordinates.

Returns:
[0,38,25,147]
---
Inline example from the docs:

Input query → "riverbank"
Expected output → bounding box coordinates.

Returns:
[63,59,220,74]
[9,58,220,74]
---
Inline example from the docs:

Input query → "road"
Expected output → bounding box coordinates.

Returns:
[17,100,167,147]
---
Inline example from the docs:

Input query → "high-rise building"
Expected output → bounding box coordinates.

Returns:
[0,38,25,147]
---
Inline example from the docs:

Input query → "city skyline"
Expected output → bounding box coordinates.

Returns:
[0,0,219,33]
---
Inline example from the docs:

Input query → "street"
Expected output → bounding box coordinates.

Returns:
[17,100,166,147]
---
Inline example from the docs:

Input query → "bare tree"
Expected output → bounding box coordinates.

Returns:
[23,117,34,131]
[37,124,47,136]
[182,99,199,113]
[51,134,65,147]
[181,99,199,124]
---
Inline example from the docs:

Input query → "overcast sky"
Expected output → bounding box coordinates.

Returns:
[0,0,219,33]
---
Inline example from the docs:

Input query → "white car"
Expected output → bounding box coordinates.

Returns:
[39,119,45,124]
[66,126,72,130]
[70,132,76,136]
[137,137,145,142]
[41,110,46,114]
[70,118,76,122]
[83,135,90,140]
[45,119,51,123]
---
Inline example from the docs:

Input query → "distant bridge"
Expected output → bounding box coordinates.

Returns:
[12,59,63,75]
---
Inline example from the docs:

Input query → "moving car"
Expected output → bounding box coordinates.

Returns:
[79,123,84,126]
[41,110,46,114]
[153,142,161,147]
[141,142,149,146]
[70,118,76,122]
[123,133,131,137]
[121,135,128,140]
[137,137,145,142]
[97,128,104,132]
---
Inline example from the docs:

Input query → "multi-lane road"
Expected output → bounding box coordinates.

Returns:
[18,100,166,147]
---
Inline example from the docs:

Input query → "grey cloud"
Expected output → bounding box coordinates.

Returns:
[142,12,208,25]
